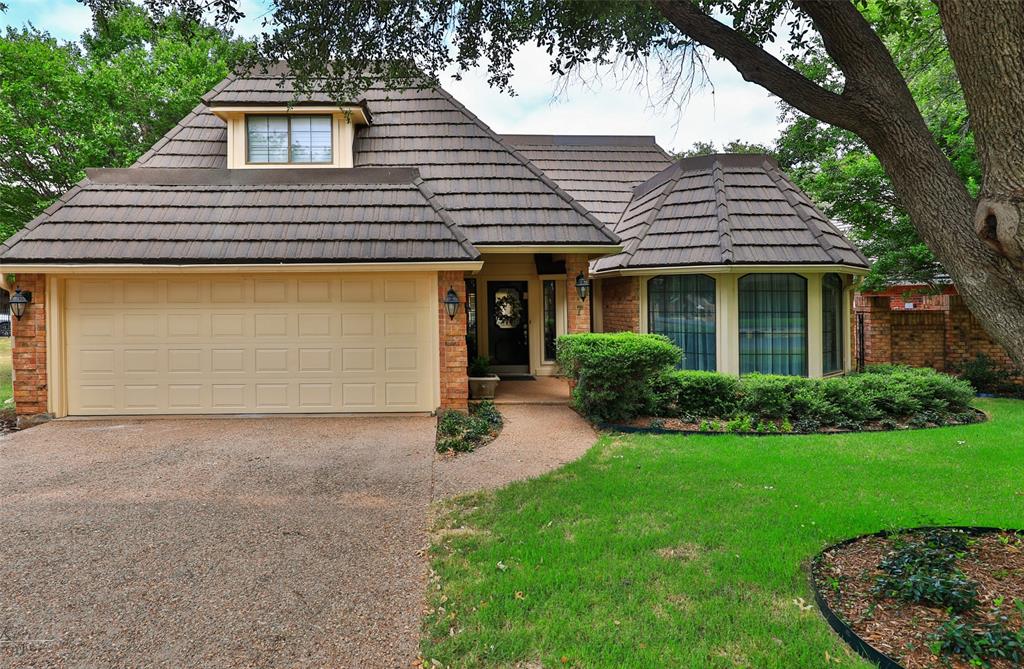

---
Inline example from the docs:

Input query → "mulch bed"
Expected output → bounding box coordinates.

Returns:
[813,529,1024,668]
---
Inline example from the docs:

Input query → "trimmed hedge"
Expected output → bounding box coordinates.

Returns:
[558,333,977,430]
[655,366,976,431]
[557,333,680,422]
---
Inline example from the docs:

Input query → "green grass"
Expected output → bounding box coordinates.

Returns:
[422,399,1024,668]
[0,338,11,408]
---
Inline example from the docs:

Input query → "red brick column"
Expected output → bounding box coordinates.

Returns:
[855,295,893,366]
[11,274,49,423]
[437,271,468,412]
[564,255,592,334]
[600,275,640,332]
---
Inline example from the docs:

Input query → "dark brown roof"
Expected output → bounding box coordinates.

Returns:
[134,72,619,247]
[0,168,479,264]
[501,134,673,226]
[593,154,869,272]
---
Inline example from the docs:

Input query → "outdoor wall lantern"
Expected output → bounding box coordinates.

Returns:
[443,287,460,320]
[574,272,591,302]
[9,288,32,320]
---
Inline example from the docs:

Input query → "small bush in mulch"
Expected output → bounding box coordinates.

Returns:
[814,528,1024,668]
[436,401,503,454]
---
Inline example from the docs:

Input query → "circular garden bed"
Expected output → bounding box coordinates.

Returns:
[812,527,1024,668]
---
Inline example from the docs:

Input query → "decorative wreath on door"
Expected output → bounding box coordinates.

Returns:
[494,293,524,328]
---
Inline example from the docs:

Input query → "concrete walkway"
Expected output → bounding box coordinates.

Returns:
[432,402,597,500]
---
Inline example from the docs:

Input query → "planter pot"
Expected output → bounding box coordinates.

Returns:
[469,375,500,400]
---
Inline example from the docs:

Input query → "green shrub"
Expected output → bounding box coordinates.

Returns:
[436,401,504,453]
[469,356,492,377]
[930,614,1024,666]
[957,354,1018,394]
[872,529,979,612]
[738,374,811,421]
[557,333,681,422]
[558,331,975,431]
[651,370,738,419]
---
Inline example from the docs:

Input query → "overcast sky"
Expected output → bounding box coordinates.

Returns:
[2,0,785,154]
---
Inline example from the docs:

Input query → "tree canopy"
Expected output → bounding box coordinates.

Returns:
[0,3,249,238]
[774,1,977,290]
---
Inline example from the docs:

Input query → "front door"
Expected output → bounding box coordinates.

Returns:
[487,281,529,375]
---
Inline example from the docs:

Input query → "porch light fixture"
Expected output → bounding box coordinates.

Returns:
[574,272,590,302]
[443,287,460,320]
[9,288,32,320]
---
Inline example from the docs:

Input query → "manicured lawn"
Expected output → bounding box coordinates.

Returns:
[422,399,1024,668]
[0,337,11,408]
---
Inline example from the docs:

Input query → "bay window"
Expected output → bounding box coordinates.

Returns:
[647,274,717,371]
[739,273,808,376]
[822,273,844,374]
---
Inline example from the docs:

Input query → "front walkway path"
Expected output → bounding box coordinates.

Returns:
[432,403,597,500]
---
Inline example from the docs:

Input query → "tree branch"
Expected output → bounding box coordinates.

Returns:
[651,0,853,128]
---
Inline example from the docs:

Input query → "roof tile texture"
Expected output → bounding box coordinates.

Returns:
[594,154,869,272]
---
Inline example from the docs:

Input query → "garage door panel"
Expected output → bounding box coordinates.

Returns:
[65,274,436,415]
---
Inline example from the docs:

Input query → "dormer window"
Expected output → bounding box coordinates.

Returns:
[211,105,369,169]
[246,115,332,164]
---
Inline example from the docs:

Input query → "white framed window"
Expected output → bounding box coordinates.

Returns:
[246,115,332,164]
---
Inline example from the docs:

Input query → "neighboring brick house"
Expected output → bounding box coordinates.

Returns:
[0,67,869,424]
[854,284,1022,380]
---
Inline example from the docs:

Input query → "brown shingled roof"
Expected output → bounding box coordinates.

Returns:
[133,71,620,248]
[501,134,673,226]
[593,154,869,273]
[0,168,479,264]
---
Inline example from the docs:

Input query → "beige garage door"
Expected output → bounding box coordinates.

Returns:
[64,274,438,415]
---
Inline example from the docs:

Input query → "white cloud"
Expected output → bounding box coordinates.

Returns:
[3,0,92,39]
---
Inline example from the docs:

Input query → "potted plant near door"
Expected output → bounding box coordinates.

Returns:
[468,356,500,400]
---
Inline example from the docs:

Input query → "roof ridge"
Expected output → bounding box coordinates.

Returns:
[430,85,620,245]
[412,176,480,260]
[132,103,207,167]
[711,159,734,264]
[763,159,843,263]
[618,172,680,268]
[199,71,240,105]
[498,134,660,147]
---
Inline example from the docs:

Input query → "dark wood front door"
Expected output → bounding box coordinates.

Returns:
[488,281,529,372]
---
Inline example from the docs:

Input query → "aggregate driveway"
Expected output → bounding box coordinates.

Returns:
[0,415,436,668]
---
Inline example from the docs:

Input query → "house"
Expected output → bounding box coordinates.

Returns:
[0,68,868,424]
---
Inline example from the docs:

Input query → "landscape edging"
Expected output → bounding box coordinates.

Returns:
[809,525,1019,669]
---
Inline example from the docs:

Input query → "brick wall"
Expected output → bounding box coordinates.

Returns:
[945,295,1022,380]
[891,311,946,369]
[600,276,640,332]
[437,271,468,412]
[564,255,592,334]
[854,288,1023,381]
[11,274,48,421]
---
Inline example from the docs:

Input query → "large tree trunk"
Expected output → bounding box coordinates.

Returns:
[654,0,1024,368]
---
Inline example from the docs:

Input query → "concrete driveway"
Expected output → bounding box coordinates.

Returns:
[0,415,436,668]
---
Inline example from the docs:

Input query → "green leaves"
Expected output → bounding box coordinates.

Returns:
[776,0,977,289]
[0,5,249,238]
